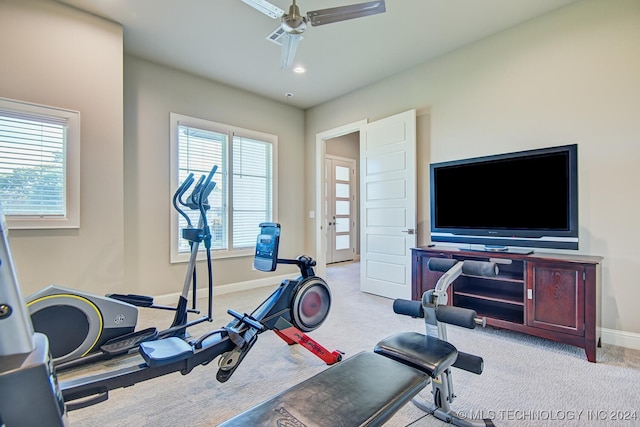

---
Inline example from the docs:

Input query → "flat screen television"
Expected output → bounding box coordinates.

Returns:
[430,144,578,252]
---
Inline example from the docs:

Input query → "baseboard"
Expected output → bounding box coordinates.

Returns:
[599,327,640,350]
[154,273,293,305]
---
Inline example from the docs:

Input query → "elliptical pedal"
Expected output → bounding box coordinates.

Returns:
[100,327,159,356]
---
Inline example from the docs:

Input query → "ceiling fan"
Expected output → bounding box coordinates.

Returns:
[240,0,386,69]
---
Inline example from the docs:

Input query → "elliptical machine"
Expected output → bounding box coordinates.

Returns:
[26,165,219,368]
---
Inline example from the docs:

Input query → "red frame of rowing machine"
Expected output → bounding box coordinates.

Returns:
[273,317,342,365]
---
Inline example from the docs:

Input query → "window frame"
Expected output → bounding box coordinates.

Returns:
[169,112,278,263]
[0,97,80,229]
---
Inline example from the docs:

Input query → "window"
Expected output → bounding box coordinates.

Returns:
[0,98,80,229]
[170,113,277,262]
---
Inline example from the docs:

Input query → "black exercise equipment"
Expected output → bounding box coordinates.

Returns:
[219,258,497,427]
[59,222,341,410]
[26,165,218,369]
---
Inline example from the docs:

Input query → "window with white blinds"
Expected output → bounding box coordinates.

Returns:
[0,98,80,229]
[170,113,277,262]
[232,135,273,248]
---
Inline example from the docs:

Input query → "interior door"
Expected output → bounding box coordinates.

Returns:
[325,156,356,264]
[360,110,416,299]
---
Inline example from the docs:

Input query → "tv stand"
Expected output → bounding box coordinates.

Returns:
[412,247,602,362]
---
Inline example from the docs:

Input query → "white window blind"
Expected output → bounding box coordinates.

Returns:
[170,113,277,262]
[0,98,80,229]
[232,135,273,248]
[177,124,227,254]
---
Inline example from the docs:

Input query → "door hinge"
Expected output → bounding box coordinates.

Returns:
[527,289,533,300]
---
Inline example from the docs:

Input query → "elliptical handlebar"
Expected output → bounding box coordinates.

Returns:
[173,173,195,226]
[184,175,206,211]
[174,164,218,215]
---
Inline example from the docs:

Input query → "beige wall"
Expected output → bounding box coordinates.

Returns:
[305,0,640,336]
[123,56,305,296]
[0,0,125,296]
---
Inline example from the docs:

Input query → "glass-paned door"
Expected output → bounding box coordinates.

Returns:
[325,156,355,263]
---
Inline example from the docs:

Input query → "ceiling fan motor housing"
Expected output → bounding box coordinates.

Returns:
[282,2,307,34]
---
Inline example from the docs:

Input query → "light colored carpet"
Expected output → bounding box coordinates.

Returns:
[65,261,640,427]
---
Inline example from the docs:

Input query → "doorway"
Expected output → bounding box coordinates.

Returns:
[325,155,356,264]
[315,110,418,300]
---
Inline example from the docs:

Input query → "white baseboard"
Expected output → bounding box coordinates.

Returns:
[154,273,293,305]
[600,327,640,350]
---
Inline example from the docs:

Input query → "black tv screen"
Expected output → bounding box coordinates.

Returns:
[430,144,578,251]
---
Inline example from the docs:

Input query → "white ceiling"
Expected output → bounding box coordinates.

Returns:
[55,0,579,109]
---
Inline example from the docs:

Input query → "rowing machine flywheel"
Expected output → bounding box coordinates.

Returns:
[291,277,331,332]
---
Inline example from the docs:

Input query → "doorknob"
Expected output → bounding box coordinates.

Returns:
[401,229,416,235]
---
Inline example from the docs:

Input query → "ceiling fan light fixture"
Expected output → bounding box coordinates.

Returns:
[280,32,302,69]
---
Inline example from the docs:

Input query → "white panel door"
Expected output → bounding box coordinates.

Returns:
[360,110,416,299]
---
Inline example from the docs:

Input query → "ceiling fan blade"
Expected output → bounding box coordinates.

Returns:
[240,0,285,19]
[307,0,386,27]
[280,32,302,69]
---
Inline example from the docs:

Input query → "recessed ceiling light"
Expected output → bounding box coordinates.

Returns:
[293,66,306,74]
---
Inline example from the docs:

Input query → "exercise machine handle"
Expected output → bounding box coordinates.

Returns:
[227,309,264,332]
[462,260,499,278]
[181,164,218,212]
[427,258,499,278]
[427,258,457,272]
[277,255,316,278]
[173,173,195,226]
[393,299,485,328]
[184,175,205,210]
[435,305,482,329]
[392,299,424,318]
[199,165,218,204]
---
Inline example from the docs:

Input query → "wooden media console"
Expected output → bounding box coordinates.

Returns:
[412,247,602,362]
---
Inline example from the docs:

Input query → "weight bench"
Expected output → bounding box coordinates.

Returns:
[219,332,459,427]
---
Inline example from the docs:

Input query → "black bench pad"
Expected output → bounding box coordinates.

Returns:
[218,352,429,427]
[374,332,458,378]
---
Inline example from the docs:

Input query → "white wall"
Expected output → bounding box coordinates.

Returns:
[0,0,125,296]
[305,0,640,336]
